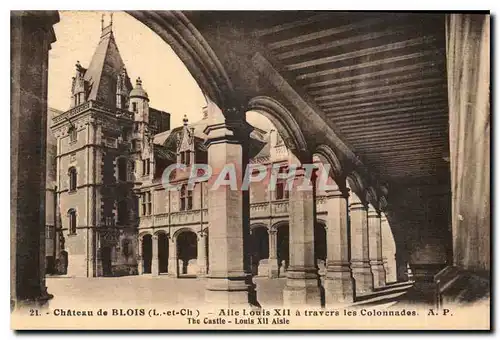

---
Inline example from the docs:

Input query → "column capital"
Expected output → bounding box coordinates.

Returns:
[349,200,367,211]
[325,185,349,199]
[267,228,277,235]
[367,205,381,218]
[203,118,252,146]
[197,229,207,239]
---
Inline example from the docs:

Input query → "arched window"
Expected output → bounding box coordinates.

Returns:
[117,157,127,182]
[68,167,77,192]
[68,209,77,235]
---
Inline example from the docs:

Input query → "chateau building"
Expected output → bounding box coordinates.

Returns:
[47,21,399,297]
[12,11,489,310]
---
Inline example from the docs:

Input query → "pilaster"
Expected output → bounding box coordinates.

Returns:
[151,234,159,276]
[283,156,321,307]
[267,229,279,278]
[197,230,208,276]
[168,235,177,278]
[203,106,255,307]
[324,185,354,305]
[11,11,59,308]
[349,199,373,295]
[368,206,386,288]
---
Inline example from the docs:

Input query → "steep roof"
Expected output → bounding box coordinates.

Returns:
[83,25,130,107]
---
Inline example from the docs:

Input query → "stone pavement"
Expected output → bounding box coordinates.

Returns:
[45,276,286,309]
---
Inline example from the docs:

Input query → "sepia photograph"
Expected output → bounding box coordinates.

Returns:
[10,10,490,330]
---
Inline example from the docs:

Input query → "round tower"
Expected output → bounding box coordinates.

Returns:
[129,77,149,123]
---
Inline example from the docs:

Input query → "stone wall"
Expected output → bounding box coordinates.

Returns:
[446,14,490,274]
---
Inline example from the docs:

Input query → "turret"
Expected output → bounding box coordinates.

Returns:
[70,61,87,108]
[129,77,149,123]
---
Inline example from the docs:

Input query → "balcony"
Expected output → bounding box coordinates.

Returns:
[138,196,329,228]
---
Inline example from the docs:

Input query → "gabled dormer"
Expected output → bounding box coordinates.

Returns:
[116,67,132,109]
[70,15,129,110]
[70,61,88,108]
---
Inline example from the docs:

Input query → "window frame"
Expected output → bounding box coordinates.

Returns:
[68,126,77,143]
[68,167,77,192]
[68,209,77,235]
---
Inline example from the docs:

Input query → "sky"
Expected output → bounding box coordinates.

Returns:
[48,11,271,130]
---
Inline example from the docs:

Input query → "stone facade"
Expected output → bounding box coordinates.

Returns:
[46,22,400,305]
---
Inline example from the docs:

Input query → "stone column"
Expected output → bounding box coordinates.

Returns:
[267,229,279,278]
[283,156,321,307]
[197,231,208,276]
[151,235,159,276]
[349,196,373,295]
[137,236,143,275]
[11,11,59,308]
[396,251,409,282]
[381,214,397,283]
[87,229,96,277]
[324,185,354,305]
[203,105,254,307]
[368,206,386,288]
[168,235,177,278]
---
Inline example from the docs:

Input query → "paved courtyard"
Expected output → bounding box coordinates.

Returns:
[46,276,286,309]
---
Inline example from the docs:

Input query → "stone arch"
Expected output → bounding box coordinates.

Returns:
[141,234,153,274]
[247,96,309,158]
[126,11,233,109]
[250,222,269,232]
[153,229,168,236]
[316,218,327,227]
[172,227,197,240]
[249,223,269,276]
[271,220,289,277]
[347,171,366,204]
[366,187,379,210]
[270,219,289,232]
[175,228,198,276]
[314,220,327,269]
[138,231,153,239]
[152,230,169,274]
[314,144,344,181]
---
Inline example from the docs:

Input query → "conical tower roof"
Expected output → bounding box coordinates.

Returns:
[83,21,131,107]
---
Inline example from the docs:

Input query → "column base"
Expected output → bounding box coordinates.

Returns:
[370,262,387,288]
[168,258,177,278]
[283,267,322,307]
[406,263,446,305]
[324,265,354,305]
[151,259,159,277]
[268,258,279,279]
[198,265,208,277]
[205,275,254,307]
[351,262,374,295]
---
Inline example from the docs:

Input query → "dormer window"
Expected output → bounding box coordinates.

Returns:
[275,166,289,200]
[142,158,150,176]
[180,151,191,166]
[180,184,193,211]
